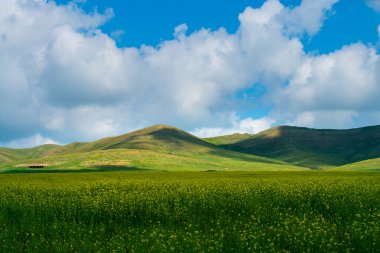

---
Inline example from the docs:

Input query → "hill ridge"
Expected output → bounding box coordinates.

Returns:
[2,124,380,171]
[223,124,380,169]
[0,124,307,172]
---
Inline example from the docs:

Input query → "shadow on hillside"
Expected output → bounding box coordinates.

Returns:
[207,149,286,165]
[1,166,152,174]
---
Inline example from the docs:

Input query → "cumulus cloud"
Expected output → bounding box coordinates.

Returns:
[2,0,380,147]
[271,43,380,128]
[0,134,58,149]
[192,115,275,137]
[282,0,338,36]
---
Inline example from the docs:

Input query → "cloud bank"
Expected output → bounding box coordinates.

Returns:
[1,0,380,146]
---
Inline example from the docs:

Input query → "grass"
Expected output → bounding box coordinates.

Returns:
[0,171,379,252]
[0,144,67,163]
[59,124,217,154]
[0,148,307,173]
[223,125,380,169]
[203,133,252,145]
[0,125,308,172]
[3,124,380,171]
[332,157,380,171]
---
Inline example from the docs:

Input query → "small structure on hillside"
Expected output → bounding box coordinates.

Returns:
[16,164,48,169]
[28,164,46,169]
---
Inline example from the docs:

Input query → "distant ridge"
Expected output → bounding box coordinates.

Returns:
[2,124,380,171]
[0,144,64,162]
[0,125,306,172]
[215,125,380,169]
[67,124,216,153]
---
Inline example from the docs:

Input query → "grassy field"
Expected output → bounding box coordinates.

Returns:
[0,148,307,173]
[0,171,379,252]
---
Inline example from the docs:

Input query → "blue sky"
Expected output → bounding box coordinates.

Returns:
[1,0,380,147]
[53,0,380,51]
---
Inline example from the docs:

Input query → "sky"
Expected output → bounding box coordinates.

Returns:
[1,0,380,148]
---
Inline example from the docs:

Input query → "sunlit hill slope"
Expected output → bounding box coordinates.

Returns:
[0,125,305,172]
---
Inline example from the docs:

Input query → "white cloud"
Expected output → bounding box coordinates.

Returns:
[283,0,338,36]
[192,115,275,138]
[2,0,380,147]
[110,29,125,40]
[289,111,359,129]
[1,134,58,149]
[366,0,380,12]
[174,23,188,38]
[272,43,380,128]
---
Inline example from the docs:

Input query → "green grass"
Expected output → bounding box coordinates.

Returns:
[0,144,67,162]
[223,125,380,169]
[0,125,216,164]
[61,124,217,154]
[3,124,380,171]
[0,148,307,172]
[332,157,380,171]
[0,171,379,252]
[203,133,252,145]
[0,125,307,172]
[0,148,21,162]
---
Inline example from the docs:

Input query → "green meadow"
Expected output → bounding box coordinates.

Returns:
[0,171,379,252]
[1,125,380,252]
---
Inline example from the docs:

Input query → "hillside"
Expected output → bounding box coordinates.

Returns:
[204,133,252,145]
[0,125,307,172]
[332,158,380,171]
[0,148,23,163]
[223,125,380,169]
[69,125,216,153]
[0,125,216,162]
[0,144,64,162]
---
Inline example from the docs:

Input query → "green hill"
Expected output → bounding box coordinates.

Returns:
[1,125,215,162]
[69,125,216,153]
[0,148,23,163]
[0,125,306,172]
[332,158,380,171]
[223,125,380,169]
[204,133,253,145]
[0,144,65,162]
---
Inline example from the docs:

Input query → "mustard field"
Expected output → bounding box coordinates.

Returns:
[0,171,379,252]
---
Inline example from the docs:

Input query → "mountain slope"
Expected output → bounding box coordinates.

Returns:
[224,125,380,169]
[0,144,64,162]
[332,158,380,171]
[65,125,216,153]
[204,133,253,145]
[0,125,307,172]
[0,125,215,162]
[0,148,23,163]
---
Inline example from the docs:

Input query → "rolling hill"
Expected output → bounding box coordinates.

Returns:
[221,125,380,169]
[0,144,65,162]
[67,125,216,153]
[332,157,380,171]
[0,125,306,172]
